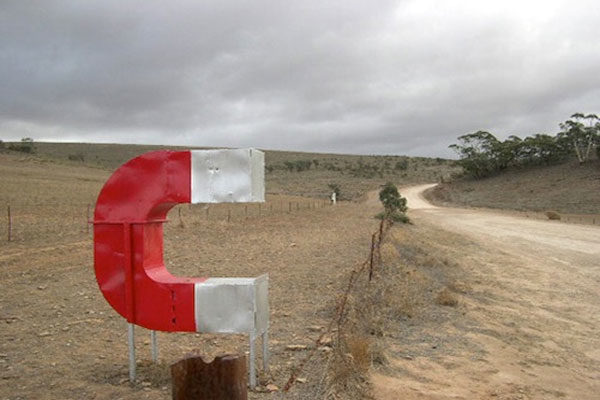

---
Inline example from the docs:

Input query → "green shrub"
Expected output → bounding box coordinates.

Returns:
[8,137,35,154]
[379,182,407,214]
[283,161,295,172]
[374,211,410,224]
[394,159,408,170]
[377,183,410,223]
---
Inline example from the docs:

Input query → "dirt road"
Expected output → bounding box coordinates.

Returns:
[373,184,600,399]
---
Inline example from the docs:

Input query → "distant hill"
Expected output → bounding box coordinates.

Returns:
[427,159,600,214]
[2,141,459,200]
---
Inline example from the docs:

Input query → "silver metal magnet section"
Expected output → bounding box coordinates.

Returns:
[191,149,265,204]
[193,274,269,388]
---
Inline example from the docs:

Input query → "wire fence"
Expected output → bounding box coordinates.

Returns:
[283,218,388,392]
[1,195,334,243]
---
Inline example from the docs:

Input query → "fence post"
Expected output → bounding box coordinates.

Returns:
[7,205,12,242]
[206,207,209,220]
[86,204,90,234]
[171,354,247,400]
[227,208,231,222]
[288,202,292,213]
[258,204,261,217]
[368,233,376,281]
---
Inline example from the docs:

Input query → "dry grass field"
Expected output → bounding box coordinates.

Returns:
[427,158,600,216]
[27,142,458,200]
[2,144,599,399]
[0,146,460,399]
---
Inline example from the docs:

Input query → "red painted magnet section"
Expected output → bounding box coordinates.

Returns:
[94,150,205,332]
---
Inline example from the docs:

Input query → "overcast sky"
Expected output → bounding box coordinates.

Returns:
[1,1,599,157]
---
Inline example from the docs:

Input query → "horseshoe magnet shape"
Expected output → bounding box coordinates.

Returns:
[93,149,264,332]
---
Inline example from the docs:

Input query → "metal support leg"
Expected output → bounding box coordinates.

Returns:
[261,330,269,372]
[249,333,256,388]
[150,330,158,362]
[128,323,136,383]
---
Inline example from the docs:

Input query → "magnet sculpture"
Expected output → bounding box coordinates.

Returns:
[93,149,269,387]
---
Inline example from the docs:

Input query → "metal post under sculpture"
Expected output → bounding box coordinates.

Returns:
[93,149,268,387]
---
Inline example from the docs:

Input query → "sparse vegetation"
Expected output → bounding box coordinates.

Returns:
[395,158,408,170]
[436,287,458,307]
[22,142,458,201]
[68,153,85,162]
[8,137,36,154]
[427,159,600,215]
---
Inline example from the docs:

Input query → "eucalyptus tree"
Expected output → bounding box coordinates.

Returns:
[559,113,599,163]
[449,131,502,178]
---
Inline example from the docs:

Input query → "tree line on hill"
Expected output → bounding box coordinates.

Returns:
[450,113,599,179]
[0,137,35,153]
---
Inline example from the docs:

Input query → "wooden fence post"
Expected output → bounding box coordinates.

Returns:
[7,205,12,242]
[86,204,90,234]
[171,354,247,400]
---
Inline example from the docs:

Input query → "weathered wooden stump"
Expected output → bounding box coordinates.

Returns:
[171,354,247,400]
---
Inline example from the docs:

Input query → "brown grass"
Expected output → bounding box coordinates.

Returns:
[545,211,561,220]
[436,287,459,307]
[320,220,465,399]
[11,142,459,201]
[0,145,462,400]
[426,159,600,215]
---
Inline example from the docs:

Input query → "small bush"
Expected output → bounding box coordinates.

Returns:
[545,211,561,220]
[394,159,408,170]
[283,161,295,172]
[436,288,458,307]
[374,211,410,224]
[294,160,312,172]
[8,137,35,154]
[379,183,407,214]
[345,335,371,373]
[377,182,409,223]
[68,153,85,162]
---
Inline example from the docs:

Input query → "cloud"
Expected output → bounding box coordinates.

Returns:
[1,0,599,156]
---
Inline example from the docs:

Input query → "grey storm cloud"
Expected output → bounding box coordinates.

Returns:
[1,0,599,156]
